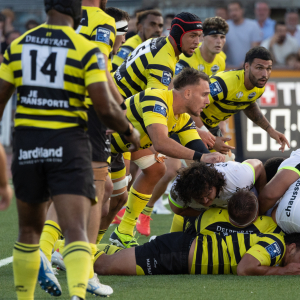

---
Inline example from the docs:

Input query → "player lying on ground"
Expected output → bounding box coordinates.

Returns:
[94,230,300,276]
[259,149,300,234]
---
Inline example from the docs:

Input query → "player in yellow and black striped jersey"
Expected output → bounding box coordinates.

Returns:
[93,231,300,276]
[200,46,290,152]
[0,1,140,299]
[113,12,203,99]
[112,10,164,72]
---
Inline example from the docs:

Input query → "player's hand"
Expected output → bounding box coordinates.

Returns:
[124,128,140,152]
[197,129,216,148]
[200,152,225,163]
[267,128,290,152]
[0,184,13,211]
[283,263,300,275]
[213,137,235,154]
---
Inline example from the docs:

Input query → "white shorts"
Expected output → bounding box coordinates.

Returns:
[276,178,300,234]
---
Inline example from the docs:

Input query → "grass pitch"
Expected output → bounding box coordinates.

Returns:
[1,197,300,300]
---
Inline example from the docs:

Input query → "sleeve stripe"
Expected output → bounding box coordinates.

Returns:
[221,99,256,106]
[86,62,99,72]
[147,64,173,76]
[92,24,116,36]
[168,193,185,208]
[241,162,256,184]
[142,106,154,113]
[2,57,9,65]
[278,166,300,177]
[10,53,21,61]
[14,70,22,78]
[149,73,162,82]
[140,95,168,107]
[120,45,135,52]
[64,74,85,86]
[81,48,100,68]
[131,61,147,85]
[213,101,238,114]
[79,33,91,40]
[211,75,228,100]
[66,57,83,69]
[259,234,285,263]
[178,60,190,68]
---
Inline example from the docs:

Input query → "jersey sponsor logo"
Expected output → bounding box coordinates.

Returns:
[209,81,223,96]
[146,258,152,274]
[265,242,281,259]
[211,64,220,74]
[153,104,167,117]
[236,92,243,99]
[95,27,111,44]
[18,147,63,161]
[198,64,205,72]
[260,82,278,107]
[285,179,300,217]
[23,34,71,47]
[161,71,172,86]
[248,92,256,99]
[96,52,105,70]
[117,48,131,59]
[175,63,184,75]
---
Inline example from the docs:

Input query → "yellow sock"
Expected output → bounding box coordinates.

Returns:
[53,239,65,253]
[170,214,184,232]
[63,241,91,299]
[141,205,153,217]
[96,229,107,244]
[13,242,40,300]
[118,187,151,236]
[93,250,105,264]
[89,243,97,279]
[40,220,63,262]
[96,243,122,259]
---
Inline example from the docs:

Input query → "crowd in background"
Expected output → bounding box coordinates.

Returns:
[0,1,300,69]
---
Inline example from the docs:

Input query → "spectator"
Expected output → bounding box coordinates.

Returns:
[1,8,15,35]
[1,30,21,54]
[255,1,275,40]
[0,13,5,62]
[162,13,175,36]
[261,22,299,66]
[225,1,263,68]
[285,53,300,69]
[285,9,300,47]
[215,7,229,20]
[25,19,39,31]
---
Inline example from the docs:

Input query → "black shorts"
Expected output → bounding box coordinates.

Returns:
[111,153,125,173]
[12,128,95,204]
[135,232,195,275]
[87,105,111,162]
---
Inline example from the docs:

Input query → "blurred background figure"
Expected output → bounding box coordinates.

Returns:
[25,19,39,31]
[285,53,300,69]
[255,1,275,40]
[162,13,175,36]
[215,6,228,21]
[225,1,263,68]
[1,29,21,55]
[1,8,15,35]
[261,21,299,66]
[0,13,5,63]
[285,9,300,47]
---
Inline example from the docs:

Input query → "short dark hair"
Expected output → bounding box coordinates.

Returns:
[228,1,243,8]
[25,19,39,30]
[264,157,285,183]
[203,16,229,34]
[106,7,130,23]
[275,21,286,31]
[5,29,21,40]
[165,13,175,19]
[173,68,209,90]
[136,9,162,26]
[244,46,273,65]
[228,189,258,225]
[284,233,300,250]
[173,162,226,207]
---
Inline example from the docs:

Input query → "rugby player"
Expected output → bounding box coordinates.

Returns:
[93,231,300,276]
[109,68,225,248]
[200,46,290,152]
[0,1,140,299]
[112,10,164,72]
[259,149,300,234]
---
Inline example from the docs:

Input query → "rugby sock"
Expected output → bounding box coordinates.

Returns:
[89,243,97,279]
[170,214,184,232]
[13,242,40,300]
[96,229,107,244]
[40,220,62,262]
[93,250,105,264]
[63,241,91,299]
[53,238,65,253]
[95,243,121,259]
[141,205,153,217]
[118,187,151,236]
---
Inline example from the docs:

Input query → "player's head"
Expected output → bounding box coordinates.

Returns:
[136,10,163,41]
[282,233,300,266]
[44,0,82,30]
[173,68,210,117]
[169,12,202,57]
[228,189,259,227]
[174,162,226,207]
[264,157,286,183]
[202,17,228,55]
[244,46,273,88]
[106,7,129,55]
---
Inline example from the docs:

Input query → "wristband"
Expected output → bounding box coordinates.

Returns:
[193,151,203,161]
[120,101,127,110]
[123,123,133,136]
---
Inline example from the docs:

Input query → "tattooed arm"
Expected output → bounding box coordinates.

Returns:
[243,102,290,152]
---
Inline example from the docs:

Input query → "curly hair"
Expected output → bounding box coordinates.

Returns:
[203,16,229,34]
[264,157,285,183]
[173,162,226,206]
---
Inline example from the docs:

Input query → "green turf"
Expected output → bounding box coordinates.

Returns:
[1,198,300,300]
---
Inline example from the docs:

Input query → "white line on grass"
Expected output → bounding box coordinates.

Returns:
[0,256,13,267]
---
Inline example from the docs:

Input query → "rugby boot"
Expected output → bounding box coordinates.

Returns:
[109,227,139,248]
[136,214,152,236]
[87,273,113,297]
[51,249,66,271]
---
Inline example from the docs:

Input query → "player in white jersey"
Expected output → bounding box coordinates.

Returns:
[259,149,300,234]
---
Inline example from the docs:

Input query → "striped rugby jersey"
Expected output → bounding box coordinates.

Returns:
[0,24,107,130]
